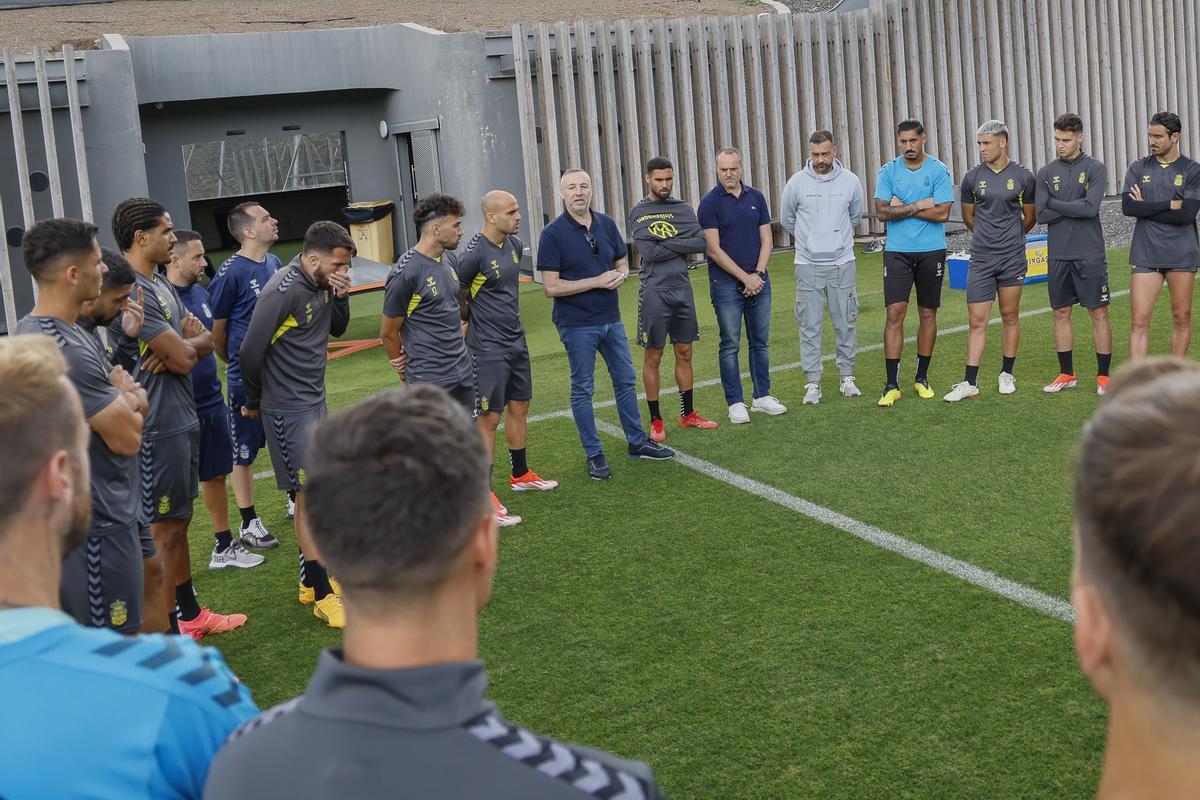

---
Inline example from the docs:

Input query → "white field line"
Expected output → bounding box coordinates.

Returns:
[254,290,1128,480]
[596,420,1077,623]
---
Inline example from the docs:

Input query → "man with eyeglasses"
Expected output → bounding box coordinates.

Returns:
[538,169,674,481]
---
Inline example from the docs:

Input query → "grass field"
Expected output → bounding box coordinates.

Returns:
[184,244,1187,798]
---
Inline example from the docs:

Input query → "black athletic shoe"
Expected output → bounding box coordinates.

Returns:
[628,440,675,460]
[587,452,611,480]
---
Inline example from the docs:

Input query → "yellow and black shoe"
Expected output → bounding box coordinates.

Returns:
[878,387,902,408]
[298,582,314,605]
[913,379,935,400]
[313,594,345,629]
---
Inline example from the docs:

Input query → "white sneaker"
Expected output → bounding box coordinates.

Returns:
[209,540,266,570]
[998,372,1017,395]
[803,382,822,405]
[943,381,980,402]
[840,376,861,397]
[751,395,788,415]
[728,402,750,424]
[239,518,279,549]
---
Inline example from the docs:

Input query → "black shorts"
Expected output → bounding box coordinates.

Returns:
[139,429,199,523]
[472,346,532,416]
[1048,258,1111,309]
[228,383,267,466]
[60,525,143,634]
[637,286,700,349]
[197,411,234,483]
[883,250,946,309]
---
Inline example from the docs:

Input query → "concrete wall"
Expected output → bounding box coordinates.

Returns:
[126,24,531,255]
[0,45,147,327]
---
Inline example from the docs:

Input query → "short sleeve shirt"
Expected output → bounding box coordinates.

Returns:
[132,272,200,440]
[383,249,473,387]
[536,211,626,328]
[960,162,1036,262]
[456,233,527,354]
[875,155,955,252]
[14,316,137,533]
[174,282,225,417]
[207,253,282,385]
[1126,155,1200,268]
[697,183,771,283]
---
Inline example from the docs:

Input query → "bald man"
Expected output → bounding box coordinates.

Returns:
[458,192,557,522]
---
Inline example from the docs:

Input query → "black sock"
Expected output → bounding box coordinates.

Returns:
[915,354,931,384]
[648,400,661,421]
[680,389,694,417]
[965,364,980,386]
[509,448,528,477]
[238,505,257,526]
[215,529,233,551]
[1097,352,1112,377]
[1057,350,1074,375]
[304,560,333,601]
[288,490,296,502]
[1001,355,1016,375]
[168,610,180,635]
[298,550,310,587]
[885,358,900,387]
[175,580,201,622]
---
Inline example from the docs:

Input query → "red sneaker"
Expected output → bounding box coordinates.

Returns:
[178,607,247,640]
[1042,373,1078,393]
[491,491,521,527]
[679,411,719,429]
[510,470,559,491]
[1096,375,1110,396]
[650,418,667,442]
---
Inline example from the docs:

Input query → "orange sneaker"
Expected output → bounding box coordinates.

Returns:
[178,607,247,640]
[510,470,559,491]
[1096,375,1110,396]
[491,491,521,527]
[650,418,667,442]
[679,411,719,429]
[1042,373,1078,393]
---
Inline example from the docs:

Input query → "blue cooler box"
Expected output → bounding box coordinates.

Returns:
[948,234,1049,290]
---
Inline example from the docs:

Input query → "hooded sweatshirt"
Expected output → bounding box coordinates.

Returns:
[780,158,865,265]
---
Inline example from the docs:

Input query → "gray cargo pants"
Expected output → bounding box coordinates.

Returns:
[794,260,859,382]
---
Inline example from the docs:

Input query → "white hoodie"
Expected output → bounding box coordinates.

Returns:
[779,158,865,265]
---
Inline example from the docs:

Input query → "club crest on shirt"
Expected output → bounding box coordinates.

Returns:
[977,180,987,196]
[426,276,439,297]
[1175,174,1185,187]
[1079,171,1087,185]
[511,248,520,264]
[1006,178,1015,191]
[110,600,127,628]
[1052,176,1061,191]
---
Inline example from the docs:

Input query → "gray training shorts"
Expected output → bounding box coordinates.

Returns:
[139,429,199,523]
[60,524,144,634]
[472,346,532,416]
[967,253,1027,303]
[264,406,326,492]
[637,286,700,349]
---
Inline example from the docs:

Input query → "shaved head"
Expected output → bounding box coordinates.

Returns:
[482,190,517,215]
[481,189,522,237]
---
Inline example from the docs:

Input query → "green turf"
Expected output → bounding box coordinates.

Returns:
[183,244,1191,798]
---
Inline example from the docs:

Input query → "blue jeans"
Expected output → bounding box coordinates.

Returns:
[710,275,773,405]
[557,321,647,457]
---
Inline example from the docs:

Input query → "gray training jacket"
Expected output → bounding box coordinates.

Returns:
[203,652,667,800]
[628,196,708,292]
[779,158,865,266]
[239,259,350,414]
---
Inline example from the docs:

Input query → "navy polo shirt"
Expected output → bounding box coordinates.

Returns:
[697,182,771,283]
[537,210,627,328]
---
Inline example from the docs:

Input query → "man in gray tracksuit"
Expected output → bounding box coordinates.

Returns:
[780,130,865,404]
